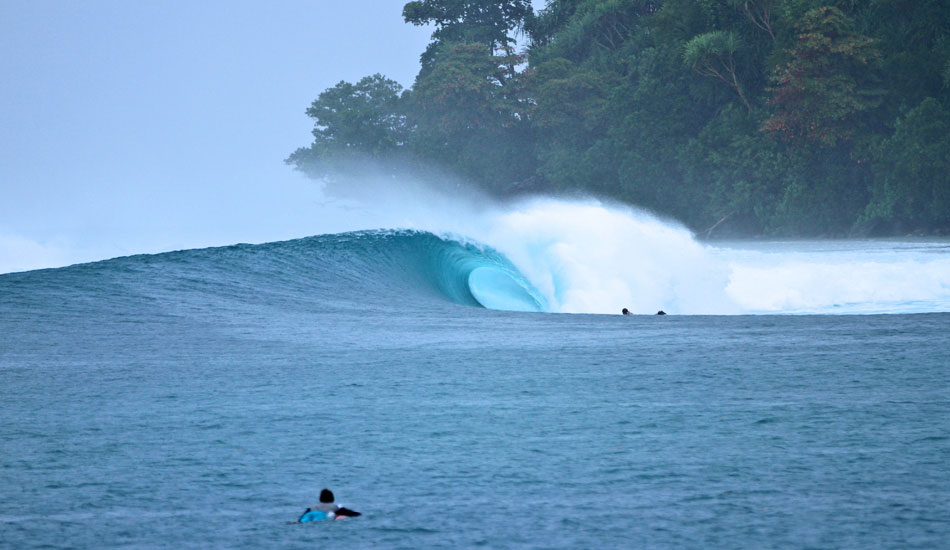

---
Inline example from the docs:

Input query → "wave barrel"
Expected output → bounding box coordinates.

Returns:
[467,266,545,312]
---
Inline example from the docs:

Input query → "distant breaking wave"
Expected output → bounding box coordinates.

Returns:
[3,199,949,315]
[455,200,950,315]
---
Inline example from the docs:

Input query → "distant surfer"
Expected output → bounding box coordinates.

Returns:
[298,488,361,522]
[623,308,666,315]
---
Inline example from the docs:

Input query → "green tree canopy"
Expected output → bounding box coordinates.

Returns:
[762,7,882,146]
[867,97,950,231]
[409,41,534,191]
[404,0,532,70]
[684,30,751,110]
[286,74,406,179]
[288,0,950,236]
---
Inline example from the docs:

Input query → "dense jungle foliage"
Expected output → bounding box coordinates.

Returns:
[288,0,950,237]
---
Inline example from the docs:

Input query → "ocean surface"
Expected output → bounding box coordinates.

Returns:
[2,203,949,549]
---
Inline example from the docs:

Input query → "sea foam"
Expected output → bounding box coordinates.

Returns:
[402,197,950,315]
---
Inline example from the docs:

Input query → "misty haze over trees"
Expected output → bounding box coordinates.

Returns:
[287,0,950,237]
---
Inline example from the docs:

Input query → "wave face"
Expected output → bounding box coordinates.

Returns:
[0,230,547,315]
[247,229,547,313]
[3,199,949,315]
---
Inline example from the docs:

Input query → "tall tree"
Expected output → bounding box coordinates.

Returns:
[867,97,950,231]
[409,42,534,191]
[286,74,406,179]
[683,31,752,110]
[529,0,660,64]
[729,0,777,41]
[404,0,532,69]
[762,7,882,146]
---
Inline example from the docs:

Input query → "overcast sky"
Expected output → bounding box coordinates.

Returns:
[0,0,434,273]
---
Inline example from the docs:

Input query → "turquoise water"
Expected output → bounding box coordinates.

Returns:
[2,229,949,549]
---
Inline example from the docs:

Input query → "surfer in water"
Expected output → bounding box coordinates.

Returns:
[298,488,361,522]
[623,308,667,315]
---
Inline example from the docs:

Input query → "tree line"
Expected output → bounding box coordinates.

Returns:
[288,0,950,237]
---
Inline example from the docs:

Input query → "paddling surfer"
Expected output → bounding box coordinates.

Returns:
[299,488,361,522]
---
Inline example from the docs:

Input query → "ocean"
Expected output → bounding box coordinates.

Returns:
[2,201,949,549]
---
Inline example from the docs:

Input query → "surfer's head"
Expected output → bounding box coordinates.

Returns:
[622,308,631,315]
[319,489,335,503]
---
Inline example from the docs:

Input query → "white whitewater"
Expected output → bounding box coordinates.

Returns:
[417,197,950,315]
